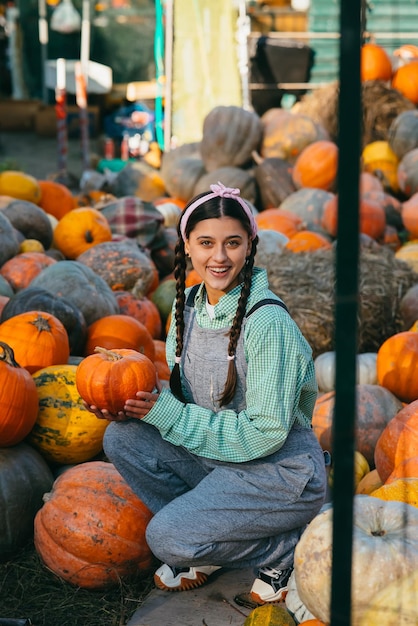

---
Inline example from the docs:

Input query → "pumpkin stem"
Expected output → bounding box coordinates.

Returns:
[371,529,386,536]
[251,150,264,165]
[94,346,123,361]
[0,341,21,368]
[30,314,53,332]
[85,230,94,243]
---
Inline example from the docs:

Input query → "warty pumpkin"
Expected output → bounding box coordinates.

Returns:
[34,460,154,589]
[114,290,162,339]
[0,310,70,373]
[76,346,157,413]
[29,363,109,464]
[0,251,56,291]
[0,341,39,447]
[53,207,112,259]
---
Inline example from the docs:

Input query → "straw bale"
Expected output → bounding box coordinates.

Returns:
[292,80,415,148]
[260,245,418,358]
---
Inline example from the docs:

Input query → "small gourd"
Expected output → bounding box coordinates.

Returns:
[244,604,297,626]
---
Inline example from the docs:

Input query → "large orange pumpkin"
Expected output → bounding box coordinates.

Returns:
[0,341,39,447]
[0,310,70,373]
[361,43,393,82]
[53,208,112,259]
[374,399,418,483]
[292,140,339,191]
[84,314,155,361]
[376,330,418,402]
[34,461,154,589]
[76,347,157,413]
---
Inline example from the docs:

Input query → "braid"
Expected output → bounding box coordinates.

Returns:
[218,238,258,407]
[169,239,188,402]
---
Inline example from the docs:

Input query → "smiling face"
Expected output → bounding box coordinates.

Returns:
[185,216,252,305]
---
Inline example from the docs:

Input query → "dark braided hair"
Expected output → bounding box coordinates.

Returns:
[169,192,258,406]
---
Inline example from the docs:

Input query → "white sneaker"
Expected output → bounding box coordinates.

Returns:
[154,564,222,591]
[250,566,293,603]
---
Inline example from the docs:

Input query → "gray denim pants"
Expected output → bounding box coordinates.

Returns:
[103,420,327,570]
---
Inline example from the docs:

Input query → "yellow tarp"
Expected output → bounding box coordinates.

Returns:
[171,0,243,145]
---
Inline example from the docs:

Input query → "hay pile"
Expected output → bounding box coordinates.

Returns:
[261,245,418,359]
[0,542,154,626]
[292,80,416,148]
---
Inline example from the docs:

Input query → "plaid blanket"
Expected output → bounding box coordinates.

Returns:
[99,196,166,250]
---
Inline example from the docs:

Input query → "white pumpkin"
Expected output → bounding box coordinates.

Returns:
[314,351,377,392]
[359,566,418,625]
[294,495,418,625]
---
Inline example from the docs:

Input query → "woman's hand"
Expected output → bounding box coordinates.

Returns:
[83,375,162,422]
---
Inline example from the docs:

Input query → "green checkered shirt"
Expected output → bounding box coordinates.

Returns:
[143,267,317,463]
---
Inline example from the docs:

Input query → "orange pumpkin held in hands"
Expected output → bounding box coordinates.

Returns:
[76,347,157,413]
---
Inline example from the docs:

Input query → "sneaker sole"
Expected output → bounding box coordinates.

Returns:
[250,587,288,604]
[154,570,211,592]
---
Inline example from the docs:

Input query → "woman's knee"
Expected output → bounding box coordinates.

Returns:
[103,421,128,463]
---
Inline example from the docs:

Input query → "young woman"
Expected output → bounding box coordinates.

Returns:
[97,182,327,604]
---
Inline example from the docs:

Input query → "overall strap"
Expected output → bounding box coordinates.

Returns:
[246,298,289,318]
[185,283,200,307]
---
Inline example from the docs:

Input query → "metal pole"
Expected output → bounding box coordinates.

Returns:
[330,1,362,624]
[163,0,173,152]
[38,0,48,103]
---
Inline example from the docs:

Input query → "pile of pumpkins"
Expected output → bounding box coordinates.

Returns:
[1,39,418,625]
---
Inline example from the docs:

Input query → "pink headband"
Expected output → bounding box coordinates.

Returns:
[179,181,258,242]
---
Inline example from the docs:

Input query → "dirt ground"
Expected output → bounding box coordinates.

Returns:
[0,130,102,191]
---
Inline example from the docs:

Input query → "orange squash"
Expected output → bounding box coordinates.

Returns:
[392,60,418,104]
[376,331,418,402]
[374,399,418,483]
[38,180,76,220]
[53,208,112,259]
[0,310,70,373]
[84,314,155,361]
[361,43,393,82]
[292,140,339,191]
[386,455,418,484]
[0,341,39,447]
[255,208,304,238]
[285,230,332,253]
[76,346,157,413]
[34,460,154,589]
[322,195,386,240]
